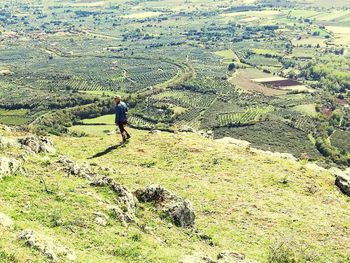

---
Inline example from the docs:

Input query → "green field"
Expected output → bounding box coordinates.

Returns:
[82,115,115,125]
[2,0,350,262]
[293,104,318,117]
[0,0,349,164]
[0,109,32,125]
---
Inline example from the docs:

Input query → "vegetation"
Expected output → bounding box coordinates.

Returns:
[0,0,350,167]
[2,127,350,262]
[2,1,350,262]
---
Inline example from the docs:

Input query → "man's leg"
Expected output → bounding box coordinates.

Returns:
[118,123,126,142]
[123,121,131,139]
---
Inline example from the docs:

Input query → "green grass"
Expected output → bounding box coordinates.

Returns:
[0,109,28,116]
[0,116,31,126]
[214,121,321,159]
[0,109,31,126]
[214,50,239,63]
[293,104,318,117]
[331,129,350,153]
[251,48,284,57]
[69,124,116,136]
[82,114,115,125]
[2,126,350,262]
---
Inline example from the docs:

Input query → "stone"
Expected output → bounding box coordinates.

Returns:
[335,171,350,197]
[0,125,11,133]
[0,157,23,179]
[58,156,98,181]
[91,176,137,224]
[179,252,259,263]
[0,212,13,228]
[108,205,128,227]
[149,130,162,134]
[217,251,257,263]
[304,163,326,173]
[178,126,195,133]
[135,185,195,228]
[216,137,251,150]
[19,136,56,154]
[179,252,214,263]
[19,230,76,261]
[250,148,297,162]
[93,212,108,226]
[0,136,19,149]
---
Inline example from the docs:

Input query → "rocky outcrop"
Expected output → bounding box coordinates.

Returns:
[19,230,76,261]
[216,137,251,150]
[93,212,108,226]
[0,124,11,133]
[0,212,13,228]
[57,157,136,225]
[0,136,19,149]
[179,252,214,263]
[57,156,98,181]
[179,252,259,263]
[178,126,195,133]
[0,157,23,179]
[250,148,297,162]
[217,252,259,263]
[334,168,350,196]
[19,136,56,154]
[135,185,195,228]
[91,176,137,225]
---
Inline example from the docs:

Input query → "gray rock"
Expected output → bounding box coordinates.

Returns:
[250,148,297,162]
[135,185,195,228]
[0,212,13,228]
[91,176,137,224]
[0,136,19,149]
[149,129,162,134]
[217,252,258,263]
[58,156,98,181]
[216,137,251,150]
[0,125,11,133]
[19,230,76,261]
[93,212,108,226]
[108,205,129,227]
[19,136,56,154]
[178,126,195,133]
[335,172,350,196]
[179,252,259,263]
[179,252,214,263]
[0,157,23,179]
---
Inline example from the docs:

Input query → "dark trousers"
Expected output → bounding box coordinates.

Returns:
[117,121,129,139]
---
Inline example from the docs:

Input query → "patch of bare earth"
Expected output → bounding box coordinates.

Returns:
[230,70,288,96]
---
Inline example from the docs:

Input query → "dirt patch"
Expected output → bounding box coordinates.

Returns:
[259,79,302,88]
[320,106,333,118]
[230,71,287,96]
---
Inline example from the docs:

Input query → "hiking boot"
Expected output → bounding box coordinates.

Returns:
[126,134,131,139]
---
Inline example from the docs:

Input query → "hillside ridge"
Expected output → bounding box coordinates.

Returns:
[1,124,350,262]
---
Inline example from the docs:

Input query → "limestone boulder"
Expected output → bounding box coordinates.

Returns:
[0,212,14,228]
[0,157,23,179]
[19,136,56,154]
[135,185,195,228]
[92,176,137,224]
[19,230,76,261]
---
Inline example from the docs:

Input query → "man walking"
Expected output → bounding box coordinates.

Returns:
[114,95,130,143]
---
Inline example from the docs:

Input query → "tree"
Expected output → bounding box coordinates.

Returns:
[228,63,236,71]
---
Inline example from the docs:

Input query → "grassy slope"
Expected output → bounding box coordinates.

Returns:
[1,128,350,262]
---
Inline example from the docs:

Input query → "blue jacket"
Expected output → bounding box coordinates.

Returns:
[115,102,128,123]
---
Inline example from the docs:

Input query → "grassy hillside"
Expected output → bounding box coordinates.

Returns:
[1,127,350,262]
